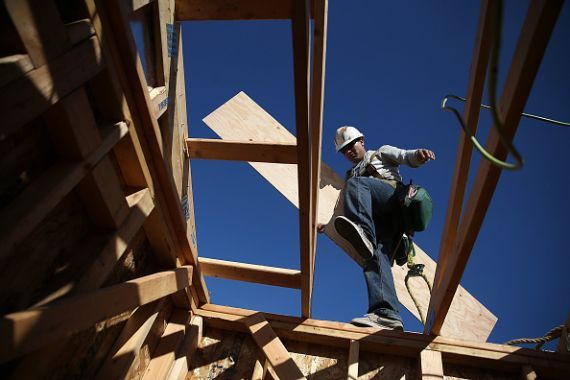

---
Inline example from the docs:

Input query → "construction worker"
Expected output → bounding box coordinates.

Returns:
[318,126,435,330]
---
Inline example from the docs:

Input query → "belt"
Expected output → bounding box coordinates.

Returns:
[370,173,400,189]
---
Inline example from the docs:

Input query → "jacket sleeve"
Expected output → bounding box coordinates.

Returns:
[377,145,423,168]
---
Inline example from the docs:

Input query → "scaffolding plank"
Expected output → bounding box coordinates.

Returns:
[186,138,298,164]
[426,0,563,336]
[0,266,193,362]
[244,312,307,380]
[202,92,496,341]
[199,257,302,289]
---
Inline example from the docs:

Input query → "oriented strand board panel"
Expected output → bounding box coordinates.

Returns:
[202,92,497,342]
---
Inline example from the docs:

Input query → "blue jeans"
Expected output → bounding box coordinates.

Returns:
[344,176,403,323]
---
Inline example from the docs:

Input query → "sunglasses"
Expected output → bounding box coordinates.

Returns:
[341,138,361,154]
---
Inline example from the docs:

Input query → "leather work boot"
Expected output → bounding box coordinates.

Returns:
[334,216,374,261]
[351,313,404,331]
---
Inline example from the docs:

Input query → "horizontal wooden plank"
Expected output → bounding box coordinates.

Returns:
[0,121,129,260]
[186,138,298,164]
[0,36,104,136]
[176,0,311,20]
[195,304,570,378]
[0,266,193,362]
[199,257,302,289]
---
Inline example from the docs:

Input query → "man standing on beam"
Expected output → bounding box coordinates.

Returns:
[319,126,435,330]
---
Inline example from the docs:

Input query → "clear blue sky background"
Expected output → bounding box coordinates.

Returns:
[174,1,569,346]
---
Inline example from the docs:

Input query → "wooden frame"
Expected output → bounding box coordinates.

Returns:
[426,0,564,335]
[0,266,193,362]
[201,91,497,341]
[199,257,302,289]
[0,0,203,375]
[195,304,570,379]
[1,0,567,377]
[185,0,329,318]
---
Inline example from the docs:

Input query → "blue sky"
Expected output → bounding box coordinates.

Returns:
[177,1,569,346]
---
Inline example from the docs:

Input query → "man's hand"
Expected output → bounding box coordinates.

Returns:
[416,149,436,163]
[317,223,326,233]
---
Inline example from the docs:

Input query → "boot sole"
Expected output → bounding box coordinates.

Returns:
[334,217,373,261]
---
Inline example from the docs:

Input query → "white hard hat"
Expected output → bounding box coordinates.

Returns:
[334,126,364,152]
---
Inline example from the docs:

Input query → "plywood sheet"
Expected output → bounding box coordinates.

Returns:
[202,91,496,342]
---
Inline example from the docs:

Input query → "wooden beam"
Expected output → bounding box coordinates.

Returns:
[186,138,298,164]
[195,304,570,378]
[167,315,203,380]
[199,257,302,289]
[8,188,155,378]
[347,340,359,380]
[426,0,563,336]
[77,188,155,291]
[65,19,96,46]
[129,0,157,14]
[309,0,328,272]
[202,92,497,341]
[419,349,444,380]
[175,0,304,20]
[264,359,279,380]
[0,266,193,362]
[0,122,129,260]
[43,87,131,229]
[0,36,104,136]
[522,365,538,380]
[244,312,306,380]
[251,358,264,380]
[142,309,192,380]
[4,0,70,68]
[95,0,210,304]
[432,0,493,297]
[292,0,313,318]
[97,299,166,379]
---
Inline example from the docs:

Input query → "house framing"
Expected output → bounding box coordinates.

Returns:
[0,0,568,378]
